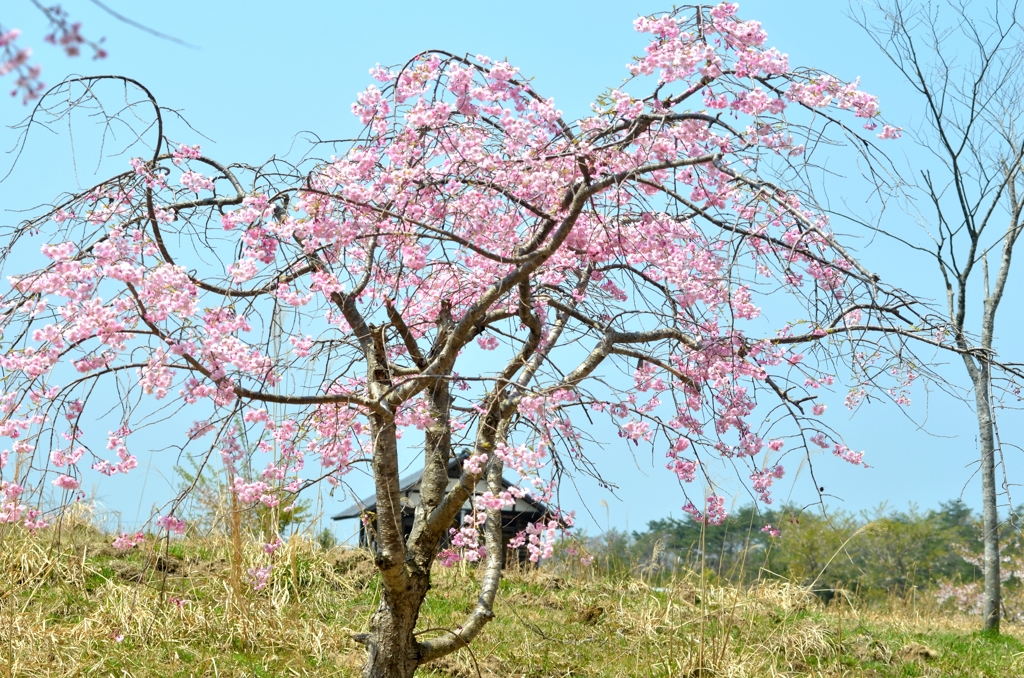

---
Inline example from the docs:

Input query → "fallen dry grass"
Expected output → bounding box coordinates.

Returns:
[1,517,1022,677]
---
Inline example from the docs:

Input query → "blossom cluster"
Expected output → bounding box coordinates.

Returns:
[1,7,106,104]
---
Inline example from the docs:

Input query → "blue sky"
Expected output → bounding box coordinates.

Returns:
[1,0,1021,541]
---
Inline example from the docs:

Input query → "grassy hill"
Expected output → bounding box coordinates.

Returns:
[1,520,1022,677]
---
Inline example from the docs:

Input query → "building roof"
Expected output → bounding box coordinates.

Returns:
[331,454,549,520]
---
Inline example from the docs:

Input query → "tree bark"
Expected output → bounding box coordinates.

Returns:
[361,574,431,678]
[970,361,1001,633]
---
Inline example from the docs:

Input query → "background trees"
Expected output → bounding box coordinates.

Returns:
[597,500,1021,612]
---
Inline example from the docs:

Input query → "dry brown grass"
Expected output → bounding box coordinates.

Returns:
[1,516,1022,677]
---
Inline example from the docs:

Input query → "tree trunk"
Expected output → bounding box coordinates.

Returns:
[972,370,1001,633]
[361,574,430,678]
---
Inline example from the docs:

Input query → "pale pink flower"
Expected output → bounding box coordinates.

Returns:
[52,474,80,490]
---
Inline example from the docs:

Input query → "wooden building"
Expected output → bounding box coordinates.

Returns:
[331,454,549,565]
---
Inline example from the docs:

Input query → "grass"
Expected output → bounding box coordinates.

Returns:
[1,518,1022,677]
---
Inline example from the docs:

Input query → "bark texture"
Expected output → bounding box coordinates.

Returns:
[969,365,1001,631]
[362,576,431,678]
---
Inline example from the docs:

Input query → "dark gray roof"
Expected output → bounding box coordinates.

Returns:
[332,455,549,520]
[331,464,431,519]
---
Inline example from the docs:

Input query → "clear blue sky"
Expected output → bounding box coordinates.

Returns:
[1,0,1020,541]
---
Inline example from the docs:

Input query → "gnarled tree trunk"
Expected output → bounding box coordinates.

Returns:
[362,575,431,678]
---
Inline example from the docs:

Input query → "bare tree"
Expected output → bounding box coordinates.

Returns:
[857,0,1024,633]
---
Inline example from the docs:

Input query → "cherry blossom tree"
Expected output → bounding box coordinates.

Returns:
[0,4,962,676]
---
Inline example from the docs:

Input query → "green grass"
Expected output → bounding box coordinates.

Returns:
[1,521,1022,677]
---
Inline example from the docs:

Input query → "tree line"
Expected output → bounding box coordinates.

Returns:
[583,502,1024,615]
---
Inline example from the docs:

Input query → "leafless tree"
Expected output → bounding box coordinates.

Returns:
[856,0,1024,632]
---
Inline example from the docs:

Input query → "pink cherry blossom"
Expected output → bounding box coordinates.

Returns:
[112,532,144,550]
[172,143,202,165]
[156,514,187,535]
[52,474,80,490]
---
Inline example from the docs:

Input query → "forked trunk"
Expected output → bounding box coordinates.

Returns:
[361,575,430,678]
